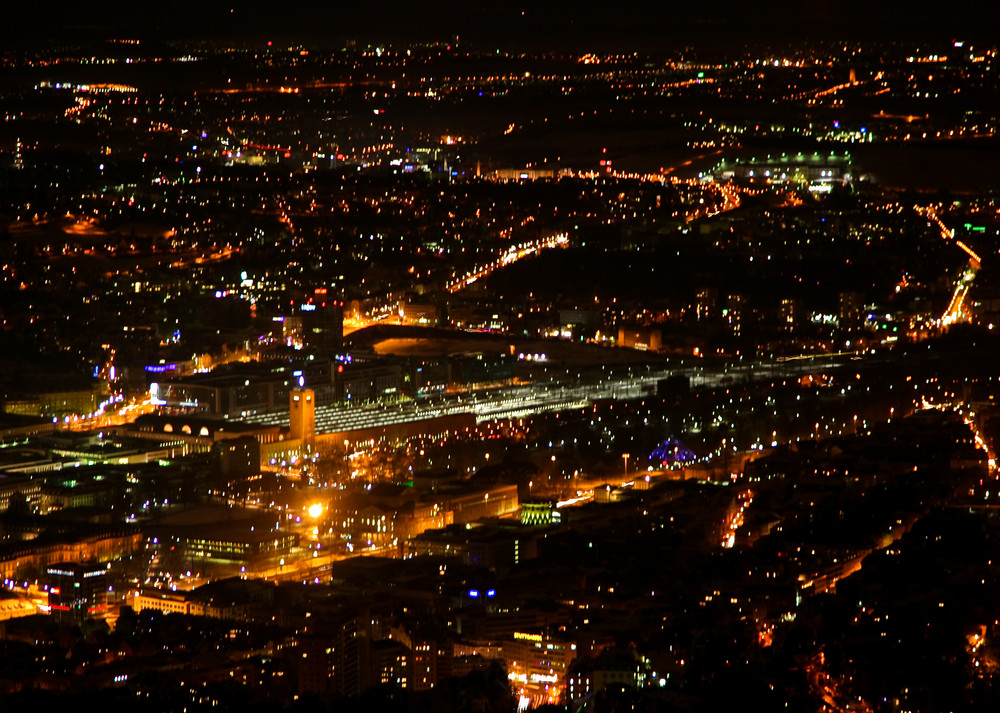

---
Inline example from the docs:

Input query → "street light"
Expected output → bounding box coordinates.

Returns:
[623,453,630,476]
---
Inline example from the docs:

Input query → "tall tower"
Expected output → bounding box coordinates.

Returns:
[289,387,316,448]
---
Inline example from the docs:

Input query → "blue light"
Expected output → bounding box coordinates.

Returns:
[650,436,696,465]
[486,589,496,598]
[468,589,479,598]
[144,364,177,374]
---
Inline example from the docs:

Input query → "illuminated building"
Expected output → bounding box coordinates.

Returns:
[45,561,108,621]
[447,483,521,524]
[134,577,277,620]
[710,152,852,189]
[289,387,316,446]
[47,433,186,467]
[0,523,142,581]
[399,302,440,326]
[144,507,298,574]
[4,380,108,419]
[211,435,260,479]
[335,358,403,403]
[695,287,718,320]
[132,588,191,616]
[299,296,344,353]
[297,615,377,697]
[372,639,411,688]
[149,357,336,417]
[447,352,518,388]
[411,637,453,690]
[409,519,536,569]
[617,327,662,351]
[130,415,283,468]
[839,290,868,329]
[566,646,652,712]
[725,293,747,334]
[505,630,577,706]
[491,168,560,180]
[0,414,56,445]
[780,297,801,331]
[341,503,408,549]
[0,475,43,512]
[403,353,517,396]
[519,501,561,526]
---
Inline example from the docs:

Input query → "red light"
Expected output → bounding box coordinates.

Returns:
[337,365,344,373]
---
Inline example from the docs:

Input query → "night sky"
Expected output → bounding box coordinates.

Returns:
[6,1,1000,49]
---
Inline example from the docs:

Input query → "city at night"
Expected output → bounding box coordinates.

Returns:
[2,5,1000,712]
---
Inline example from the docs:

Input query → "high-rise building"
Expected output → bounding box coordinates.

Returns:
[725,294,747,335]
[780,297,801,331]
[839,291,867,330]
[695,287,718,320]
[299,295,344,353]
[46,561,108,621]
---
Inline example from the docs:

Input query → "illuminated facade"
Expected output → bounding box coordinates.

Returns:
[0,527,142,581]
[46,561,108,621]
[289,387,316,445]
[617,327,662,351]
[505,631,577,706]
[519,501,561,526]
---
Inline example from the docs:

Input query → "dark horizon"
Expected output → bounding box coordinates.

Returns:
[5,1,1000,51]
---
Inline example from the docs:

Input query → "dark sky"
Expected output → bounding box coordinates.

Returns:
[5,1,1000,50]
